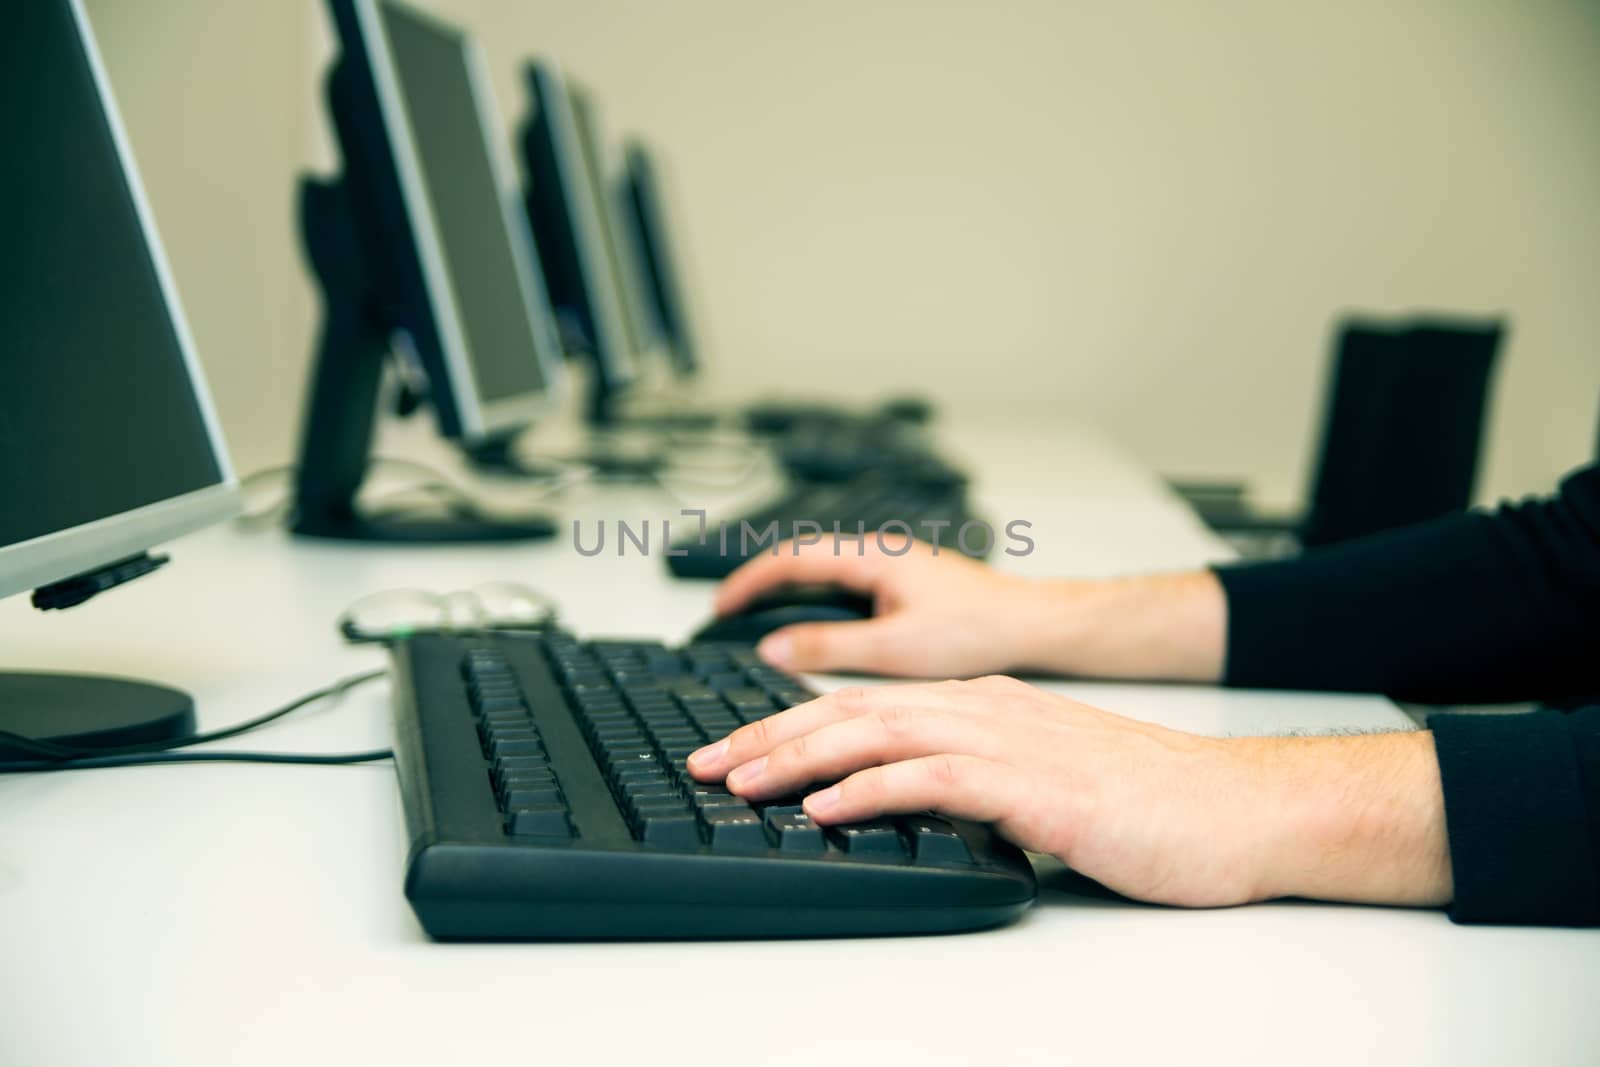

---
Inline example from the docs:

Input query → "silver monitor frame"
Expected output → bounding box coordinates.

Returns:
[0,0,240,605]
[529,61,640,393]
[353,0,567,441]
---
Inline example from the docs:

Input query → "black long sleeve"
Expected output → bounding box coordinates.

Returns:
[1215,462,1600,705]
[1212,462,1600,926]
[1429,707,1599,925]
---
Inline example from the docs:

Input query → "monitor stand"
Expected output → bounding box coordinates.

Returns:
[289,175,555,544]
[0,673,194,761]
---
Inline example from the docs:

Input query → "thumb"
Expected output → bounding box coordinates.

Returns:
[757,619,899,675]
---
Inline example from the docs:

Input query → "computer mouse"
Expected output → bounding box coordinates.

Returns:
[692,584,876,645]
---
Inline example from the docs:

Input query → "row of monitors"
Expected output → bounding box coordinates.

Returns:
[341,0,700,439]
[0,0,698,602]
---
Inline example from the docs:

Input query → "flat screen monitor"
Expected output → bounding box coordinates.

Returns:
[522,61,638,411]
[332,0,565,442]
[565,82,670,375]
[621,141,701,377]
[1,0,238,605]
[1,0,239,758]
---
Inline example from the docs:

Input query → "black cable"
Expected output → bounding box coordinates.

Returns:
[0,748,393,772]
[0,667,388,760]
[0,668,391,772]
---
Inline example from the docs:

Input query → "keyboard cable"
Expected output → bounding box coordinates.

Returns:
[0,668,393,773]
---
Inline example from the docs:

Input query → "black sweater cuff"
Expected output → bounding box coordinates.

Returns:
[1429,710,1599,926]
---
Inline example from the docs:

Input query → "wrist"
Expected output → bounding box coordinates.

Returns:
[1243,731,1453,907]
[1011,571,1226,682]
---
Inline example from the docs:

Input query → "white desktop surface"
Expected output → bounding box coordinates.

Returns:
[1,416,1595,1067]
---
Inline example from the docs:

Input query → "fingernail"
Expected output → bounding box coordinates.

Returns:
[757,633,792,667]
[688,739,728,770]
[726,755,768,790]
[806,786,842,814]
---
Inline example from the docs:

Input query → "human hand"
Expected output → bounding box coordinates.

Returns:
[688,676,1453,909]
[714,536,1227,683]
[712,536,1069,678]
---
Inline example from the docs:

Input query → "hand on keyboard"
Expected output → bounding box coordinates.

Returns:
[688,675,1452,911]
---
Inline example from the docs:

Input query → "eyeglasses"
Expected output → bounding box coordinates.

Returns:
[338,582,560,645]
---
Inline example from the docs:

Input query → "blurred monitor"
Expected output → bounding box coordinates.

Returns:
[326,0,565,443]
[521,60,639,418]
[565,82,674,376]
[1,0,240,754]
[620,140,701,377]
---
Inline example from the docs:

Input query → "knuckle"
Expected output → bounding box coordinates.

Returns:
[876,702,920,735]
[743,716,775,750]
[778,731,811,765]
[928,753,964,789]
[833,686,872,715]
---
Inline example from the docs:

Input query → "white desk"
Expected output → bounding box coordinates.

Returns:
[2,417,1595,1067]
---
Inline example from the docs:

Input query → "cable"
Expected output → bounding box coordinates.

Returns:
[0,749,393,773]
[0,668,390,771]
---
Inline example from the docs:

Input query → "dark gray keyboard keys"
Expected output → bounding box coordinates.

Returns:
[507,805,573,838]
[903,815,973,865]
[829,819,905,857]
[702,808,768,851]
[766,811,826,853]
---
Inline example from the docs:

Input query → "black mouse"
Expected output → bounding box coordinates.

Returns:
[692,584,876,645]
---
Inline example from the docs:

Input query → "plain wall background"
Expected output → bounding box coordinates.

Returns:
[89,0,1600,510]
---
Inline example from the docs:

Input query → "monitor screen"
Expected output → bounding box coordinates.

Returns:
[0,0,236,602]
[566,84,651,365]
[523,62,638,398]
[622,142,700,376]
[359,0,563,435]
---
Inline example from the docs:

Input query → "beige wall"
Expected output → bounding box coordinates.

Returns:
[92,1,1600,507]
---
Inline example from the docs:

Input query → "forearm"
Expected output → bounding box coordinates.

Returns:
[1241,730,1453,907]
[1012,570,1227,683]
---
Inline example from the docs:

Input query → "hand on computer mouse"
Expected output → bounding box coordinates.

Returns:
[714,535,1227,682]
[712,535,1051,678]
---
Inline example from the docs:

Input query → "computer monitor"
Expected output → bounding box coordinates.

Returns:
[521,61,639,422]
[1,0,240,756]
[294,0,566,541]
[565,83,675,377]
[620,141,701,378]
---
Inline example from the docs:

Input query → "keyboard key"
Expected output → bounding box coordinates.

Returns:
[506,806,573,838]
[829,819,905,857]
[640,813,702,849]
[502,784,563,809]
[902,816,973,865]
[491,737,546,760]
[701,809,768,851]
[494,755,551,777]
[766,812,826,853]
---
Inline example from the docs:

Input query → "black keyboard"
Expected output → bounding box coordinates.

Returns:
[388,631,1036,939]
[666,468,984,579]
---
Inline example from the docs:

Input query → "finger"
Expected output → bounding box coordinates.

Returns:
[713,539,880,616]
[802,754,1025,828]
[724,705,999,801]
[687,679,973,781]
[757,618,906,674]
[686,688,865,780]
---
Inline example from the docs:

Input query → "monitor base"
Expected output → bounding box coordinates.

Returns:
[0,673,195,761]
[290,507,556,544]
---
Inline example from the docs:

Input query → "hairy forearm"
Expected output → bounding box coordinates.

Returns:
[1013,570,1227,682]
[1241,730,1453,907]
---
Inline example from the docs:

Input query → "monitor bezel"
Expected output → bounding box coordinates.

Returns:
[353,0,566,440]
[621,140,700,378]
[528,60,639,394]
[0,0,240,605]
[564,81,672,381]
